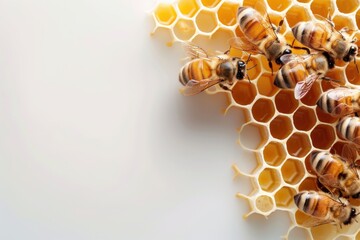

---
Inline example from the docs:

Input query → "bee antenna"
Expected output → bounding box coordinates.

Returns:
[246,54,252,63]
[246,64,257,71]
[266,12,279,41]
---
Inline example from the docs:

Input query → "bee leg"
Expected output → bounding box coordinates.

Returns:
[224,49,230,55]
[219,82,230,91]
[268,61,274,75]
[246,74,251,83]
[289,40,310,54]
[276,19,284,33]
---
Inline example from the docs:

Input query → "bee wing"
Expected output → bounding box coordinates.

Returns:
[229,37,263,55]
[314,14,335,29]
[326,87,356,116]
[318,174,343,190]
[301,217,335,228]
[180,79,222,96]
[342,143,360,178]
[294,74,320,99]
[280,54,312,65]
[183,42,209,59]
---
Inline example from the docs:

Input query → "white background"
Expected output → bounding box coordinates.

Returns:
[0,0,291,239]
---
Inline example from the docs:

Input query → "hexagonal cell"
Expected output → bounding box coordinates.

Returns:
[200,0,221,8]
[311,124,336,149]
[315,106,338,124]
[173,19,196,41]
[231,81,257,105]
[281,159,306,185]
[300,81,322,106]
[326,68,346,86]
[252,98,275,123]
[345,61,360,85]
[255,195,274,213]
[311,0,334,19]
[286,132,312,158]
[270,115,293,140]
[263,141,286,167]
[288,226,312,240]
[217,2,239,26]
[357,9,360,30]
[154,3,177,26]
[259,55,281,74]
[286,5,311,28]
[293,107,317,131]
[311,223,338,240]
[295,209,310,226]
[332,15,356,32]
[257,73,279,97]
[208,28,236,53]
[296,0,311,3]
[269,13,287,34]
[299,177,318,191]
[336,0,359,14]
[330,141,347,156]
[196,10,217,33]
[275,90,298,114]
[246,57,261,80]
[239,123,268,150]
[258,168,281,192]
[178,0,199,18]
[267,0,291,12]
[274,187,296,208]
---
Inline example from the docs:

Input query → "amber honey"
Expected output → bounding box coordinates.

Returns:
[263,141,286,166]
[252,98,275,123]
[293,107,317,131]
[217,2,239,26]
[178,0,199,17]
[270,116,293,140]
[274,187,295,207]
[281,159,305,184]
[310,124,336,149]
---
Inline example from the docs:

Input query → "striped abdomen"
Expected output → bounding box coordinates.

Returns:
[310,151,344,183]
[294,191,333,219]
[274,61,307,89]
[292,21,331,51]
[237,7,269,45]
[337,116,360,146]
[179,59,213,86]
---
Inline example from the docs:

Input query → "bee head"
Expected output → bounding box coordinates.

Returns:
[275,48,292,64]
[236,60,246,80]
[343,45,358,62]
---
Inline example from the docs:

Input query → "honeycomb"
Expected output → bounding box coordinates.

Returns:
[151,0,360,239]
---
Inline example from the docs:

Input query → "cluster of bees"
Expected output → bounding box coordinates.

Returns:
[178,4,360,229]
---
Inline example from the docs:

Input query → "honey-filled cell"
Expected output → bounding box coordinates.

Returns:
[257,73,279,97]
[286,132,312,158]
[200,0,221,8]
[298,177,318,191]
[311,0,334,18]
[263,141,286,167]
[293,107,317,131]
[336,0,359,14]
[274,187,296,208]
[260,55,281,74]
[267,0,291,12]
[357,9,360,30]
[270,116,293,140]
[246,57,261,80]
[178,0,199,18]
[196,10,217,33]
[332,15,356,32]
[258,168,281,192]
[325,68,346,86]
[345,61,360,85]
[173,19,196,41]
[218,2,239,26]
[231,81,257,105]
[255,195,274,213]
[286,5,311,28]
[300,81,322,106]
[275,90,298,114]
[281,159,305,185]
[154,3,177,26]
[310,124,336,150]
[251,98,275,123]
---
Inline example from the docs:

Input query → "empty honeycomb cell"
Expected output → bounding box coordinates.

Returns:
[298,177,318,191]
[257,73,279,97]
[218,2,239,26]
[293,107,317,131]
[336,0,359,14]
[311,0,334,19]
[251,98,275,123]
[173,19,196,41]
[258,168,281,192]
[286,132,311,158]
[255,195,274,213]
[178,0,200,17]
[345,61,360,85]
[332,15,356,32]
[263,141,286,166]
[208,28,236,53]
[200,0,221,8]
[281,159,305,185]
[267,0,291,12]
[246,57,261,80]
[288,227,312,240]
[300,81,322,106]
[231,81,257,105]
[196,10,218,33]
[286,5,311,28]
[310,124,335,149]
[270,116,293,140]
[154,3,177,26]
[275,90,298,114]
[239,123,268,150]
[315,107,338,124]
[274,187,296,207]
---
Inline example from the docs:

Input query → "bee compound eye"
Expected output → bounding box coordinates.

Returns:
[283,49,292,54]
[275,58,282,64]
[351,208,357,217]
[350,46,357,54]
[352,192,360,198]
[343,56,350,62]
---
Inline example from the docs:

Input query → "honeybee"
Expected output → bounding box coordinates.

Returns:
[317,87,360,117]
[179,43,250,96]
[337,116,360,147]
[230,6,292,74]
[310,151,360,198]
[294,190,359,227]
[274,52,335,99]
[292,17,358,63]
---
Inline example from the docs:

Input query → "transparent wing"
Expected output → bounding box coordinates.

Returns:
[280,54,312,65]
[229,37,263,55]
[180,79,222,96]
[301,217,335,228]
[294,74,320,99]
[318,174,343,190]
[342,143,360,178]
[183,42,209,60]
[325,87,357,116]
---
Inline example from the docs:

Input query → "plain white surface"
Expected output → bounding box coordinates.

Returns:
[0,0,291,239]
